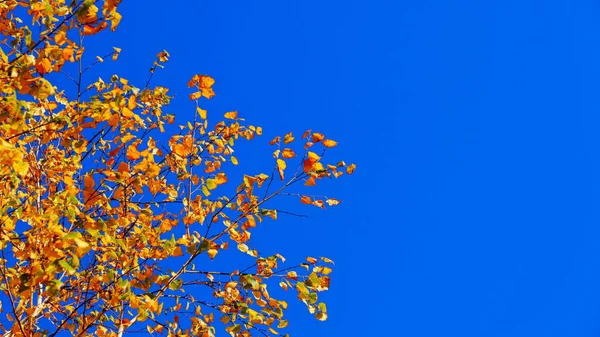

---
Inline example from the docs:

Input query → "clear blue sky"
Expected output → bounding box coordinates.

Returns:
[88,1,600,336]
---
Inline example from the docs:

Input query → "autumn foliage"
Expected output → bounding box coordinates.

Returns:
[0,1,354,336]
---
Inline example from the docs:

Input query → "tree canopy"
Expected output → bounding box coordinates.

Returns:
[0,1,354,336]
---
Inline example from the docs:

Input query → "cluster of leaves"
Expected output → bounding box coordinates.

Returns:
[0,1,354,336]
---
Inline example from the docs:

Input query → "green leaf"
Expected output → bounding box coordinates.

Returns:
[168,279,183,291]
[59,260,75,273]
[206,178,217,190]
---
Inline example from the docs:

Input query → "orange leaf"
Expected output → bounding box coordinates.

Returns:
[54,30,67,45]
[173,246,184,257]
[304,176,316,186]
[311,133,324,143]
[215,172,228,185]
[117,162,129,173]
[283,132,294,144]
[269,136,280,145]
[126,143,141,160]
[82,21,108,36]
[108,144,123,157]
[300,196,312,204]
[224,111,238,119]
[188,74,216,98]
[303,152,321,173]
[281,148,295,159]
[322,139,338,148]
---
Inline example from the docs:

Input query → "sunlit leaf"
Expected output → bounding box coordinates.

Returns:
[224,111,238,119]
[322,139,338,148]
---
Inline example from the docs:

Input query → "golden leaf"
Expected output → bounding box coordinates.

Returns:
[215,172,227,185]
[224,111,238,119]
[321,257,335,264]
[306,257,317,264]
[281,148,295,159]
[54,30,67,45]
[126,143,141,160]
[207,249,218,259]
[284,132,294,144]
[322,139,338,148]
[197,107,207,119]
[311,133,325,143]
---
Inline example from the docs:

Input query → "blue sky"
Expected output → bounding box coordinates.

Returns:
[86,1,600,336]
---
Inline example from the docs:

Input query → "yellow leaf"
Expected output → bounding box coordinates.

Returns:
[122,107,133,117]
[127,94,136,110]
[286,271,298,280]
[3,218,14,232]
[197,107,207,119]
[215,172,227,184]
[284,132,294,144]
[31,78,54,100]
[230,156,238,165]
[54,30,67,45]
[346,163,356,174]
[277,159,286,181]
[112,47,121,61]
[109,12,122,31]
[206,178,217,190]
[307,151,321,161]
[13,161,29,177]
[322,139,338,148]
[207,249,218,259]
[224,111,238,119]
[189,91,202,100]
[276,158,286,171]
[321,257,334,264]
[303,152,321,172]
